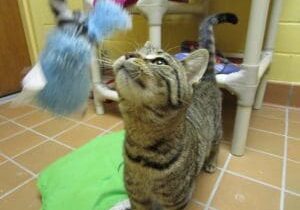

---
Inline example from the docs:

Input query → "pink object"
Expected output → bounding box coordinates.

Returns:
[93,0,138,7]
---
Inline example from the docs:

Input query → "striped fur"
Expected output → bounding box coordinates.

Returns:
[113,13,238,210]
[199,13,238,80]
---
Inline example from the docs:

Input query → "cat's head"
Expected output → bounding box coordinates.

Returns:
[113,41,208,119]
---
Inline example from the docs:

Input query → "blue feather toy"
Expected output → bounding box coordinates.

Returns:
[16,0,131,115]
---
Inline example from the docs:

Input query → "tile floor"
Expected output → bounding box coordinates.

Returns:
[0,99,299,210]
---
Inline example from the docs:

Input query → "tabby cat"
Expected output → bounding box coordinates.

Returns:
[113,13,238,210]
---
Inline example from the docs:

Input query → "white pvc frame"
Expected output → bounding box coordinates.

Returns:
[91,0,283,156]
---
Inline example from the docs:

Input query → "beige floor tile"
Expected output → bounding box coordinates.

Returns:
[285,192,300,210]
[288,121,300,139]
[69,102,96,121]
[86,114,122,130]
[228,149,282,187]
[286,160,300,194]
[15,141,71,173]
[111,122,124,132]
[0,155,6,164]
[0,122,24,140]
[0,162,32,197]
[289,109,300,122]
[0,116,6,124]
[186,201,204,210]
[252,105,285,120]
[246,129,284,156]
[0,131,46,157]
[14,110,53,127]
[33,118,76,137]
[56,124,104,148]
[193,170,220,203]
[287,138,300,162]
[0,179,41,210]
[250,115,285,135]
[0,103,36,119]
[211,173,281,210]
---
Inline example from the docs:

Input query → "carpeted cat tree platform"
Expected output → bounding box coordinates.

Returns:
[38,131,128,210]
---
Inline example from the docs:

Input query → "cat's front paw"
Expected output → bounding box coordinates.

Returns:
[204,163,217,173]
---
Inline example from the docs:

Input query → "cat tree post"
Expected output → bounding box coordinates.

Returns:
[231,0,271,156]
[136,0,168,48]
[254,0,283,109]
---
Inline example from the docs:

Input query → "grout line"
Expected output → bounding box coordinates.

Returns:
[0,152,37,177]
[192,200,219,210]
[245,147,283,160]
[63,115,108,132]
[29,116,56,129]
[0,108,38,123]
[248,126,285,136]
[221,140,283,160]
[204,154,232,210]
[225,169,281,191]
[79,121,110,132]
[288,136,300,141]
[11,140,50,159]
[249,127,285,137]
[10,109,39,120]
[2,115,76,152]
[0,160,8,167]
[285,190,300,197]
[287,158,300,164]
[191,200,206,207]
[262,102,292,109]
[0,129,27,143]
[280,107,289,210]
[51,139,75,150]
[0,176,35,200]
[0,116,56,143]
[288,106,300,111]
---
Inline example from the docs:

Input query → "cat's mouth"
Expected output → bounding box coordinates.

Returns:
[118,66,146,89]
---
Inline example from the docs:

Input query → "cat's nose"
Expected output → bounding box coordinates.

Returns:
[125,52,140,60]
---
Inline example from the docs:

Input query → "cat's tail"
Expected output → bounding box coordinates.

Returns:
[199,13,238,80]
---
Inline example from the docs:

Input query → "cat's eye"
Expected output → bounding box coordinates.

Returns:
[152,58,168,65]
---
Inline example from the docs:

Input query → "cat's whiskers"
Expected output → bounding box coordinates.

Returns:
[166,45,181,53]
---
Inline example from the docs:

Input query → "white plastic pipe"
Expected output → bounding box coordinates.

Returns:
[231,106,252,156]
[95,84,119,101]
[149,25,162,48]
[258,51,273,79]
[243,0,271,67]
[255,0,283,109]
[264,0,283,51]
[230,0,272,156]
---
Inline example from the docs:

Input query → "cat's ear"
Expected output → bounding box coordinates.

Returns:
[182,49,209,85]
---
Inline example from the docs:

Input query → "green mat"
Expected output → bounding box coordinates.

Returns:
[38,131,128,210]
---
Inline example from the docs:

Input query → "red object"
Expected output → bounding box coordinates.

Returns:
[124,0,138,7]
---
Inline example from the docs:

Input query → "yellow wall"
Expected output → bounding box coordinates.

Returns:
[268,0,300,83]
[209,0,300,83]
[19,0,300,83]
